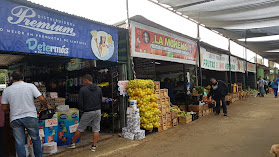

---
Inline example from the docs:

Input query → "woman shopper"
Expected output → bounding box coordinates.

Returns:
[271,78,278,98]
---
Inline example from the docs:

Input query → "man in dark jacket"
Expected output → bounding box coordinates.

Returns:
[68,74,102,152]
[208,78,228,116]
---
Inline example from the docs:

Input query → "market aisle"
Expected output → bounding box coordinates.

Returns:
[57,95,279,157]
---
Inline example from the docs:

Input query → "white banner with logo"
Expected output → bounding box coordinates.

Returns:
[201,48,245,73]
[246,62,256,73]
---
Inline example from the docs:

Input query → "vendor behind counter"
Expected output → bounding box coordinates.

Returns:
[47,80,65,98]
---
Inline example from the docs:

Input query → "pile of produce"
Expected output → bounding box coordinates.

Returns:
[170,106,191,118]
[194,86,205,94]
[126,79,161,131]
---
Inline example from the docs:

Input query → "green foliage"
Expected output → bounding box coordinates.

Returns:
[0,69,7,84]
[194,86,205,94]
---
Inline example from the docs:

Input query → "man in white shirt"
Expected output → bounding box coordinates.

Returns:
[1,71,50,157]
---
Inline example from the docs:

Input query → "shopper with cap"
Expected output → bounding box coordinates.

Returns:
[207,78,229,116]
[1,71,50,157]
[68,74,102,152]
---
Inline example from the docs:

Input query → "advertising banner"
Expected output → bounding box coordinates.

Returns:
[200,47,224,71]
[246,62,256,73]
[130,21,197,65]
[237,59,245,73]
[0,0,118,62]
[201,48,245,73]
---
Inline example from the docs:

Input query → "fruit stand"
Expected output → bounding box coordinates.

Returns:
[126,79,161,131]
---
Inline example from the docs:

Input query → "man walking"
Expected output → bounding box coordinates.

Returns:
[270,78,278,98]
[258,76,265,97]
[208,78,228,116]
[68,74,102,152]
[1,71,49,157]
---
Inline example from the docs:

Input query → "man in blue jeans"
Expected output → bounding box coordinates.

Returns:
[258,76,265,97]
[1,71,50,157]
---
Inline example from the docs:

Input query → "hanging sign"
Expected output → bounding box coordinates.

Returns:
[237,60,245,73]
[246,62,256,73]
[201,48,245,73]
[0,0,118,62]
[118,80,129,96]
[200,48,224,71]
[130,21,197,65]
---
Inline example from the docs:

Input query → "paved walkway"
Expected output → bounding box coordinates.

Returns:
[54,94,279,157]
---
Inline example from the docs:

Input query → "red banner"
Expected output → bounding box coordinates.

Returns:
[134,27,197,62]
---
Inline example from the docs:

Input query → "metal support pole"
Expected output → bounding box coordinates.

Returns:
[245,48,248,89]
[197,24,202,86]
[255,54,258,89]
[183,64,186,91]
[228,39,232,92]
[126,0,132,80]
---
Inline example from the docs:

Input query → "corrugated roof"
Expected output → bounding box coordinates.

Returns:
[156,0,279,63]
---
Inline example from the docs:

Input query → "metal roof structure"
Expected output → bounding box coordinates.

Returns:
[155,0,279,63]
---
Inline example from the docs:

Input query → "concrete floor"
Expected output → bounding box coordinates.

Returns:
[54,94,279,157]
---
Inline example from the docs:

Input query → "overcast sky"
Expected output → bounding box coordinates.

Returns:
[28,0,257,62]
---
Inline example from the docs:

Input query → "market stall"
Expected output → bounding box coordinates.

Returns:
[129,15,198,106]
[0,0,129,155]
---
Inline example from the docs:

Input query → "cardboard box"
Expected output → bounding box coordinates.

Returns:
[160,89,165,97]
[188,105,204,112]
[163,89,168,97]
[203,104,209,110]
[46,92,58,98]
[159,114,167,124]
[160,98,166,106]
[165,105,170,113]
[171,112,178,119]
[179,115,192,124]
[202,110,206,116]
[225,95,232,101]
[163,122,168,131]
[160,106,166,115]
[165,96,170,105]
[158,125,164,132]
[172,118,178,127]
[46,98,65,108]
[167,112,171,122]
[167,121,172,128]
[156,98,161,107]
[155,90,161,98]
[154,81,160,90]
[57,108,79,146]
[38,115,58,144]
[180,105,186,112]
[198,111,203,117]
[206,109,210,115]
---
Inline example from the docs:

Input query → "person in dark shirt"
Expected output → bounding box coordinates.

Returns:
[68,74,102,152]
[163,78,175,104]
[47,80,65,97]
[207,78,228,116]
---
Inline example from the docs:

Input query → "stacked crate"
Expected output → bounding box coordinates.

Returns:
[155,82,173,131]
[188,104,212,117]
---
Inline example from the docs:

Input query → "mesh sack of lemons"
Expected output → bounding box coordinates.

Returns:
[126,79,161,131]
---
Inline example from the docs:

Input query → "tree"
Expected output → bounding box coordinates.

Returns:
[0,69,7,84]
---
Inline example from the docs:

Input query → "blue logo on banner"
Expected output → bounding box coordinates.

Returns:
[0,0,118,62]
[59,114,68,120]
[71,113,78,119]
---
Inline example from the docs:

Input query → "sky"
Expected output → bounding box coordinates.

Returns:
[28,0,257,64]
